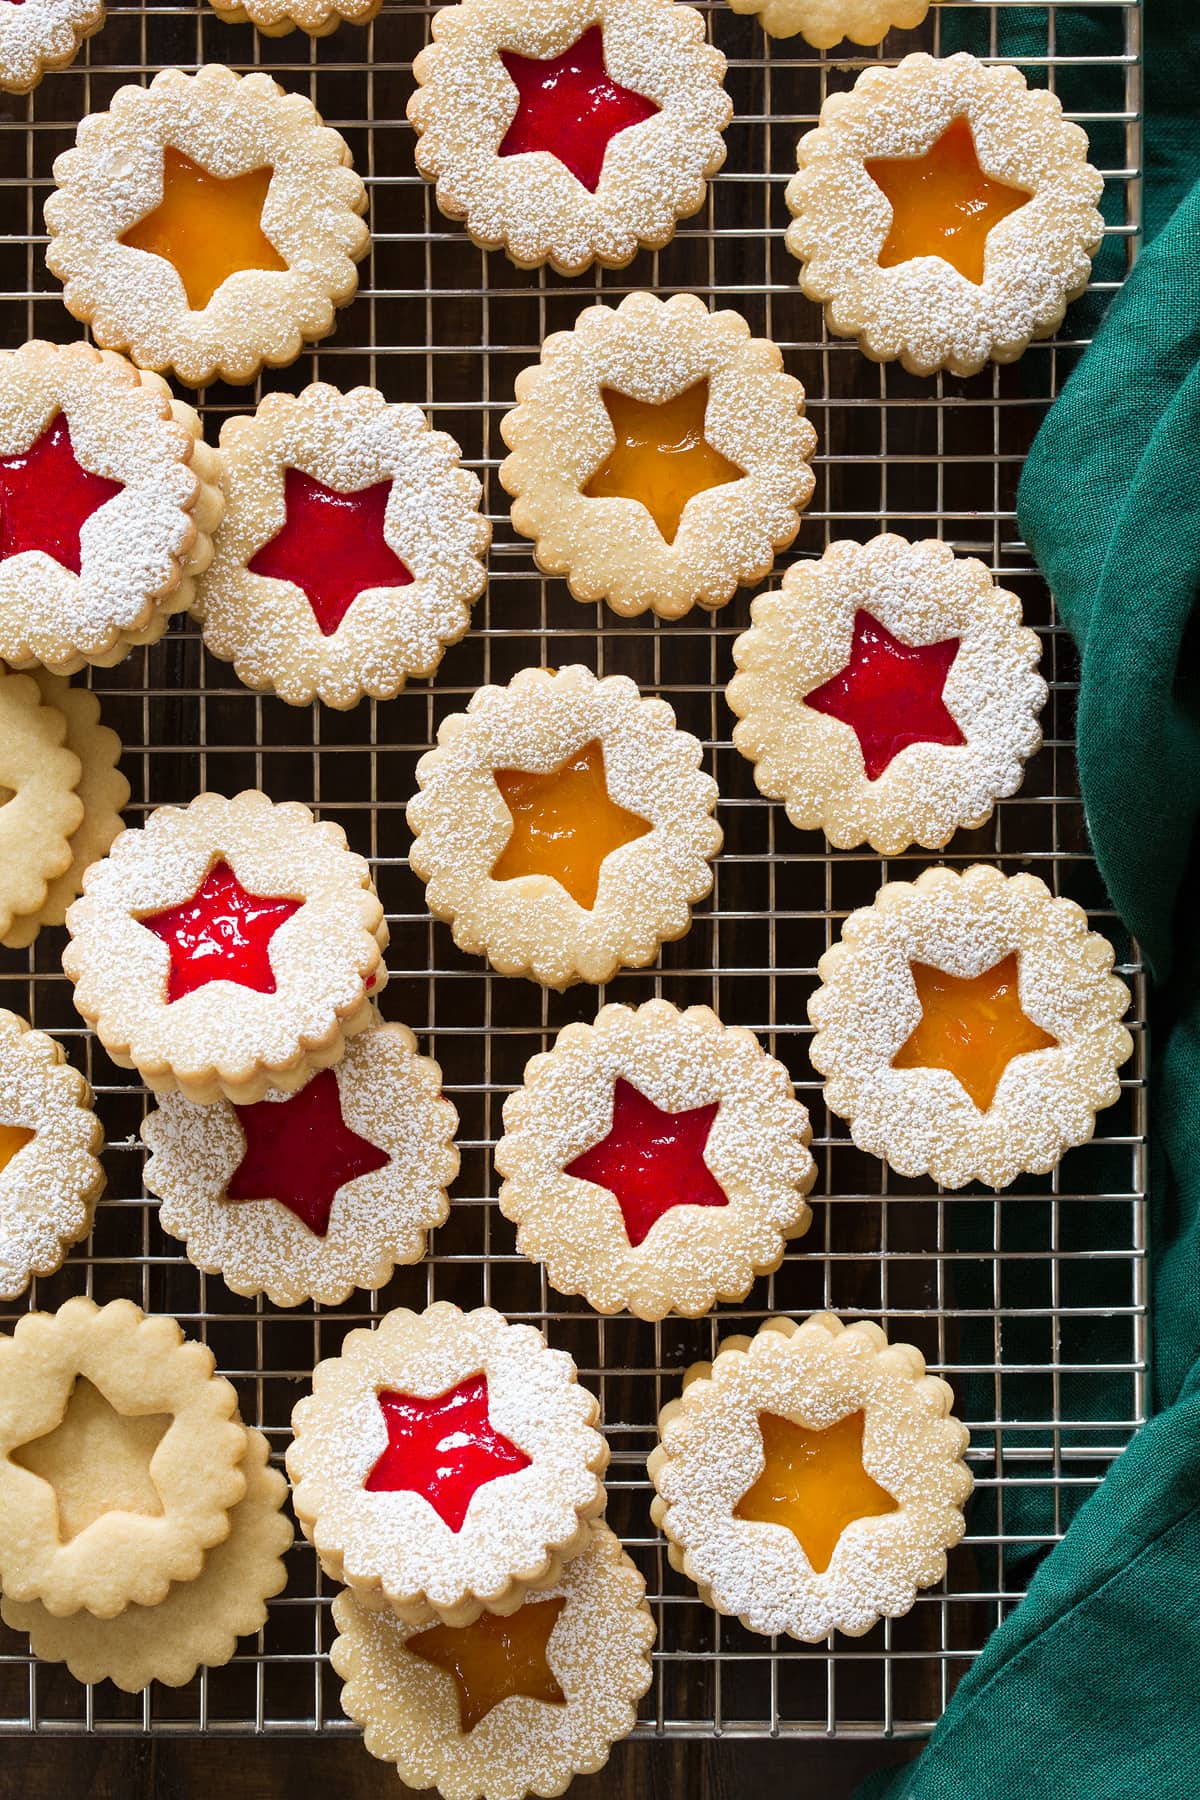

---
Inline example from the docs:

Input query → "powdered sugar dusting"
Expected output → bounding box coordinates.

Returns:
[499,291,817,619]
[496,999,815,1319]
[728,535,1047,854]
[0,0,102,95]
[808,863,1134,1188]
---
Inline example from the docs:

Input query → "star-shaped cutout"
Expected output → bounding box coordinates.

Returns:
[891,952,1058,1112]
[119,146,289,312]
[227,1067,390,1238]
[565,1076,728,1249]
[0,1123,34,1177]
[247,466,413,638]
[866,116,1031,286]
[139,859,303,1004]
[499,24,659,194]
[364,1375,531,1532]
[734,1410,898,1574]
[583,381,745,545]
[407,1596,568,1733]
[804,608,965,782]
[0,414,123,574]
[491,738,651,912]
[12,1377,171,1542]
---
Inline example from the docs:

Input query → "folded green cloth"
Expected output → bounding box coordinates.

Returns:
[862,12,1200,1797]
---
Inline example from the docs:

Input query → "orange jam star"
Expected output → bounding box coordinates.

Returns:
[892,953,1058,1112]
[408,1596,568,1733]
[492,738,652,911]
[866,116,1030,285]
[120,147,289,311]
[584,380,745,544]
[0,1123,34,1175]
[734,1409,898,1575]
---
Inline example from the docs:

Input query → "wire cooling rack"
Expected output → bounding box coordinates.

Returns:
[0,0,1145,1745]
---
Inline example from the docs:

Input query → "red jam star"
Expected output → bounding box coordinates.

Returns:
[228,1067,390,1237]
[565,1077,728,1249]
[140,859,303,1003]
[248,466,412,638]
[364,1375,531,1531]
[0,413,123,574]
[499,25,659,194]
[804,608,965,782]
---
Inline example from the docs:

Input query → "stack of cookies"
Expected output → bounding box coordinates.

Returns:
[0,1296,292,1692]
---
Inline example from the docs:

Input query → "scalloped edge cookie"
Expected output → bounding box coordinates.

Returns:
[785,52,1106,377]
[206,0,381,38]
[407,0,730,276]
[496,999,816,1320]
[0,1010,105,1302]
[726,0,931,45]
[499,292,816,620]
[142,1017,459,1308]
[407,664,722,990]
[194,383,490,710]
[0,1297,248,1620]
[63,788,388,1106]
[0,672,84,940]
[727,535,1047,855]
[808,862,1134,1188]
[0,0,104,94]
[45,65,370,388]
[649,1313,972,1641]
[287,1302,609,1627]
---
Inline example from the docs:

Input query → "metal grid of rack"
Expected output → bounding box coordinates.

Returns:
[0,0,1145,1742]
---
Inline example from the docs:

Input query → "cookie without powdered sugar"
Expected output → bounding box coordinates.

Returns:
[726,0,933,44]
[0,672,83,942]
[500,292,816,620]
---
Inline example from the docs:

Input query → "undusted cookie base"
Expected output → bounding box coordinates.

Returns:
[727,0,931,45]
[0,672,83,940]
[206,0,380,35]
[1,1423,293,1690]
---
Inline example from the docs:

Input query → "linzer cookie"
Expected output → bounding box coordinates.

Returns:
[142,1019,459,1308]
[499,292,817,620]
[331,1522,654,1800]
[407,664,722,990]
[286,1302,608,1627]
[785,52,1105,376]
[727,0,931,44]
[0,672,83,941]
[0,0,104,93]
[649,1314,972,1642]
[727,535,1047,855]
[194,383,490,710]
[0,340,222,674]
[207,0,380,38]
[408,0,730,275]
[0,1010,104,1302]
[496,1000,816,1320]
[45,65,370,388]
[1,1422,292,1692]
[809,863,1133,1189]
[63,788,388,1105]
[0,1297,248,1619]
[2,671,129,950]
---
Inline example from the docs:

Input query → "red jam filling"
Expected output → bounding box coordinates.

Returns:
[364,1375,531,1532]
[228,1067,390,1237]
[247,467,412,638]
[804,609,965,782]
[0,414,123,574]
[140,860,303,1003]
[499,25,659,194]
[564,1076,728,1249]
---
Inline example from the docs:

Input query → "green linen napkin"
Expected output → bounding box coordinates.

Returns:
[861,10,1200,1796]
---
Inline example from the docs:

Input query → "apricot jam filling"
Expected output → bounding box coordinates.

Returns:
[0,414,123,573]
[492,738,651,911]
[733,1410,898,1574]
[891,953,1058,1112]
[583,381,744,545]
[499,25,658,194]
[12,1377,171,1541]
[120,147,288,311]
[865,117,1031,286]
[565,1077,727,1248]
[0,1124,35,1175]
[140,860,302,1003]
[804,609,964,781]
[363,1374,531,1532]
[408,1596,568,1733]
